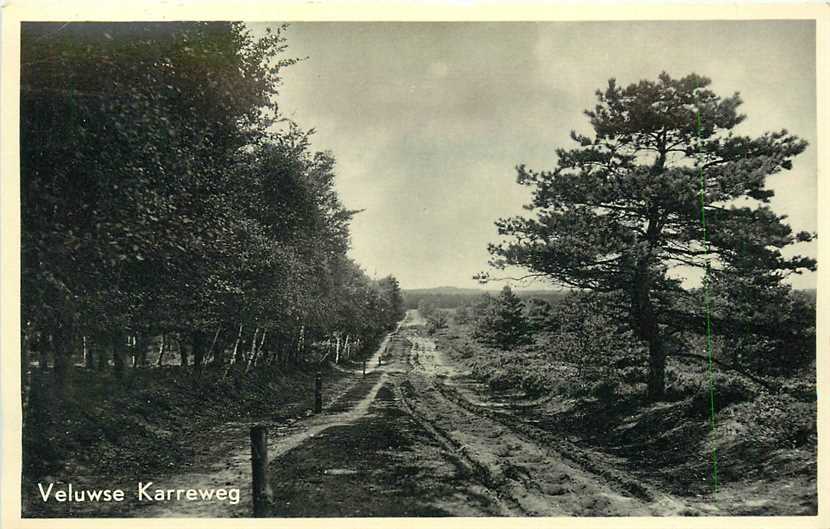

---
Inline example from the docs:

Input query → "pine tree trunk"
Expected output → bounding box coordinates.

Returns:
[643,312,665,400]
[633,261,665,400]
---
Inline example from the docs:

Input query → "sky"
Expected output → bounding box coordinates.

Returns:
[249,21,817,290]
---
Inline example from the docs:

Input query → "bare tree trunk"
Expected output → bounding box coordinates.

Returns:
[40,334,50,371]
[334,334,341,364]
[297,325,304,364]
[255,329,267,368]
[51,323,70,390]
[112,330,126,379]
[268,334,280,366]
[192,330,205,376]
[206,326,221,365]
[244,327,259,371]
[177,333,188,367]
[130,336,137,368]
[223,323,244,379]
[230,324,244,365]
[21,324,33,419]
[83,334,97,369]
[134,334,148,367]
[82,335,89,368]
[156,333,167,367]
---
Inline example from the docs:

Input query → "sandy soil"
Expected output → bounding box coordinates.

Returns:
[42,309,804,517]
[259,310,702,517]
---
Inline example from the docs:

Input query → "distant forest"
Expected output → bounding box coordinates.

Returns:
[403,287,569,309]
[404,287,816,310]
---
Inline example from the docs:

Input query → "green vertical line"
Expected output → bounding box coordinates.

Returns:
[696,109,719,494]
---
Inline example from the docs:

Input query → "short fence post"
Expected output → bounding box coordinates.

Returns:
[314,371,322,414]
[250,425,270,517]
[363,358,366,377]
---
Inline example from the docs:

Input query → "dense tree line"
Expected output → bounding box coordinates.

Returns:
[20,22,405,396]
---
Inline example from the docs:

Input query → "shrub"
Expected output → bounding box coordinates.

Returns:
[731,393,816,449]
[687,371,760,418]
[592,380,618,403]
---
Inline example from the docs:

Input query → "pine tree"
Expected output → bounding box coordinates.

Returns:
[489,73,816,399]
[488,286,531,350]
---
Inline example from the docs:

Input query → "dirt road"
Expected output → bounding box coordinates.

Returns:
[258,310,701,517]
[116,310,697,517]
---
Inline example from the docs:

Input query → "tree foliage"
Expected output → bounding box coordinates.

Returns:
[21,22,404,386]
[489,73,816,398]
[473,286,532,349]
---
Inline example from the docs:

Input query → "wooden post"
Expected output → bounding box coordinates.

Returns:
[363,358,366,377]
[314,371,322,414]
[250,425,270,517]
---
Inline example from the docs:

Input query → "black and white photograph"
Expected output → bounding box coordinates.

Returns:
[2,3,825,525]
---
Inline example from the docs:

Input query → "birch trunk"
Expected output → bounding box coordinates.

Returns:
[334,334,341,364]
[245,327,261,372]
[229,323,244,365]
[223,323,244,379]
[206,326,221,365]
[156,334,166,367]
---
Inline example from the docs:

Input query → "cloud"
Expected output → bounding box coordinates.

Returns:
[252,21,817,290]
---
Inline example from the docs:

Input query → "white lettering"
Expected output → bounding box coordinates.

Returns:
[37,483,53,501]
[137,481,154,501]
[199,488,215,500]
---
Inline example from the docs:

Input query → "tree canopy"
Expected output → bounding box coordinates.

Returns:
[489,72,816,399]
[21,22,404,383]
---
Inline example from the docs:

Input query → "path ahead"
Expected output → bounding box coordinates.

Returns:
[258,310,694,517]
[132,310,694,517]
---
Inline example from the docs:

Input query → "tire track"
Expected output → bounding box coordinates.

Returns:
[433,381,657,501]
[395,379,527,516]
[395,324,693,516]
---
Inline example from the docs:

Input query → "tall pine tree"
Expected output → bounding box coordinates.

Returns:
[489,73,816,399]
